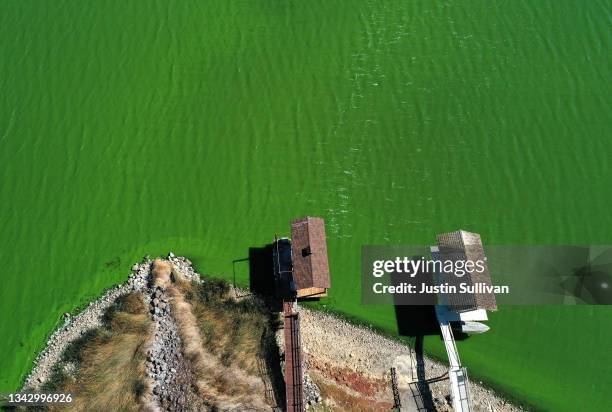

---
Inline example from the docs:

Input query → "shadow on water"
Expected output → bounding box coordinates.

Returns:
[248,244,276,298]
[452,329,470,341]
[391,265,439,412]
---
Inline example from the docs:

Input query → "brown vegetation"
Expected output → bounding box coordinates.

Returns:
[169,270,276,409]
[45,292,152,411]
[151,258,172,288]
[37,260,282,411]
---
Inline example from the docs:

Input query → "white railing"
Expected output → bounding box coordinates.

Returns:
[440,322,471,412]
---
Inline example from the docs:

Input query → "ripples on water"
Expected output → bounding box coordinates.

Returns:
[0,1,610,408]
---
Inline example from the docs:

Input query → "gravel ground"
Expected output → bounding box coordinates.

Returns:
[297,306,524,412]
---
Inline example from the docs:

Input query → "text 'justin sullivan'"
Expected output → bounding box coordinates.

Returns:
[372,282,510,295]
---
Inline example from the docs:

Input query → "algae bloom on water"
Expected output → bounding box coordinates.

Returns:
[0,1,611,411]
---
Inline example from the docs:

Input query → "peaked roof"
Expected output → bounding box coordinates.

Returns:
[291,217,331,290]
[436,230,497,311]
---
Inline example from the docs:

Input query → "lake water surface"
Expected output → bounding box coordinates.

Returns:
[1,1,610,409]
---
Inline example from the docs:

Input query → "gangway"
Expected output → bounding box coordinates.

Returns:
[283,301,304,412]
[439,321,471,412]
[428,231,495,412]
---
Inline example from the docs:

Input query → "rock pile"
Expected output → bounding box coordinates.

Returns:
[165,253,201,284]
[303,373,322,407]
[144,277,203,411]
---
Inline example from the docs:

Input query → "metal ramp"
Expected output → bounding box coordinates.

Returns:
[283,301,304,412]
[451,367,471,411]
[440,322,472,412]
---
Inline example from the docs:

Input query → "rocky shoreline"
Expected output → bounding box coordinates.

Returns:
[22,254,200,392]
[298,307,524,412]
[23,255,523,411]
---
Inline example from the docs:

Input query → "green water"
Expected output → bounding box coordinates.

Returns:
[1,1,610,409]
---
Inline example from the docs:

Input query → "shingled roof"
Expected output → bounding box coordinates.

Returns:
[290,217,331,291]
[436,230,497,311]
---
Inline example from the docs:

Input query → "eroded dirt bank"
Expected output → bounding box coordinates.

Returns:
[298,308,524,412]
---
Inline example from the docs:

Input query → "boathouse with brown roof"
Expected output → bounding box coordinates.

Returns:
[290,216,331,299]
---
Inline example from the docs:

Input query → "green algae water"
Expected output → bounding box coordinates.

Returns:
[1,1,610,409]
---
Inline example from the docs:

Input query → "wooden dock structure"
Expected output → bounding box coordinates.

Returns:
[274,217,331,412]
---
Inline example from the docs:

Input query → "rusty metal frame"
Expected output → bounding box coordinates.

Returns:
[283,301,304,412]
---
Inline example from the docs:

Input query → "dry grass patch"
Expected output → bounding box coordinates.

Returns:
[177,277,271,374]
[170,272,279,409]
[151,258,171,288]
[38,264,281,411]
[44,292,152,411]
